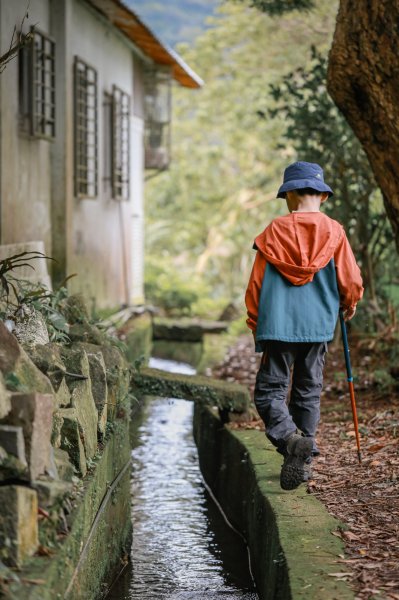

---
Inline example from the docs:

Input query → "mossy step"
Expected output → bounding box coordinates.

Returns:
[194,404,354,600]
[132,367,249,412]
[152,340,203,368]
[153,318,228,342]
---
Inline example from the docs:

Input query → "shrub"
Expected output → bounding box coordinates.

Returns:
[145,259,207,316]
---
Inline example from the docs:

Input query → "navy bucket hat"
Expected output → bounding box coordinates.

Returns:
[277,161,333,198]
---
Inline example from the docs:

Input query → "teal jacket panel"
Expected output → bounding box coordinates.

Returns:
[255,258,340,350]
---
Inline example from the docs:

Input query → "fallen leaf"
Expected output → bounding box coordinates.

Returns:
[367,443,387,452]
[342,530,361,541]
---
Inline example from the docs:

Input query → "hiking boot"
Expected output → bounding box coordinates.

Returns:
[280,434,313,490]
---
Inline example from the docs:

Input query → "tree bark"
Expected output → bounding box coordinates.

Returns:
[327,0,399,249]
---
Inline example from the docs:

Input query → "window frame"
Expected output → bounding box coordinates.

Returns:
[111,85,130,201]
[143,67,172,170]
[73,56,98,199]
[19,27,56,140]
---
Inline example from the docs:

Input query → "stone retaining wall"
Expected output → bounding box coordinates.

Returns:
[0,295,133,598]
[5,418,131,599]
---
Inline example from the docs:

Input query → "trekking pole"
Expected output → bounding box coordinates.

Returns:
[339,309,362,463]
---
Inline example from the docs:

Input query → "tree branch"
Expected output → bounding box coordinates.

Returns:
[0,3,33,73]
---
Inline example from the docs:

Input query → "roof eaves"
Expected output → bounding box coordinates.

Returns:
[166,46,203,88]
[85,0,203,89]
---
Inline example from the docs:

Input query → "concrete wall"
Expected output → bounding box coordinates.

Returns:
[130,115,145,304]
[131,58,145,304]
[193,404,355,600]
[0,0,147,309]
[65,0,145,309]
[0,0,52,254]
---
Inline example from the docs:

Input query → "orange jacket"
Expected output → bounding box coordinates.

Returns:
[245,212,364,332]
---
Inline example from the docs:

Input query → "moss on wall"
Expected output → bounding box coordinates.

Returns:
[6,417,131,600]
[132,367,250,412]
[152,340,203,367]
[119,312,152,364]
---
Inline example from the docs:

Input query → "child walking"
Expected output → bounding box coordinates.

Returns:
[245,161,363,490]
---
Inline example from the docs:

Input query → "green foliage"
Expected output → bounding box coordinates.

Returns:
[145,1,339,304]
[0,252,73,343]
[0,251,52,303]
[373,369,396,391]
[11,280,71,343]
[383,283,399,307]
[267,47,397,309]
[234,0,314,15]
[228,315,249,337]
[191,296,230,320]
[105,334,128,354]
[145,257,207,315]
[133,356,146,374]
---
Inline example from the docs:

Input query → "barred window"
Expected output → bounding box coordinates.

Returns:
[144,68,171,170]
[73,57,98,198]
[112,86,130,201]
[19,28,55,139]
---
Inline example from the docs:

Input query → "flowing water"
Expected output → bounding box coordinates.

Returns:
[107,358,258,600]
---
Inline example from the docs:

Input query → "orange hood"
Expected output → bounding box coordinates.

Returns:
[254,212,344,286]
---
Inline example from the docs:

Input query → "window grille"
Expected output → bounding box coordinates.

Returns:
[144,68,171,170]
[102,91,113,188]
[111,86,130,201]
[19,28,55,139]
[73,57,98,198]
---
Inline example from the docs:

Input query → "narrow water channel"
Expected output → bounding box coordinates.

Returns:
[106,358,258,600]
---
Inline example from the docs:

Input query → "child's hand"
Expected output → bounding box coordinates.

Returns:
[343,306,356,321]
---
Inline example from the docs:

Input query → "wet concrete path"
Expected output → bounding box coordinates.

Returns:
[106,358,258,599]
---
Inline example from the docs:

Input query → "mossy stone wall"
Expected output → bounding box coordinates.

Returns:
[6,417,131,600]
[122,312,152,364]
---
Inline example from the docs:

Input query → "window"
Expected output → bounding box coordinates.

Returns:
[144,68,171,170]
[19,28,55,139]
[111,86,130,201]
[102,91,112,190]
[73,57,98,198]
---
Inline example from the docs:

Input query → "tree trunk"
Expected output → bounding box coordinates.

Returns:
[327,0,399,250]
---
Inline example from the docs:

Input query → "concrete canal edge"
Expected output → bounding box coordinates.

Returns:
[193,404,355,600]
[132,367,250,412]
[5,415,131,600]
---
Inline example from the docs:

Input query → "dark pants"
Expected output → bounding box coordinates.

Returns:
[254,341,327,455]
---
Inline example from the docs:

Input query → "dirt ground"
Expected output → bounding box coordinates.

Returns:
[211,334,399,600]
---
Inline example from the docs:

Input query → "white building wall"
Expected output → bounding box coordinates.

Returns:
[131,116,145,304]
[65,0,145,309]
[0,0,147,309]
[0,0,52,254]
